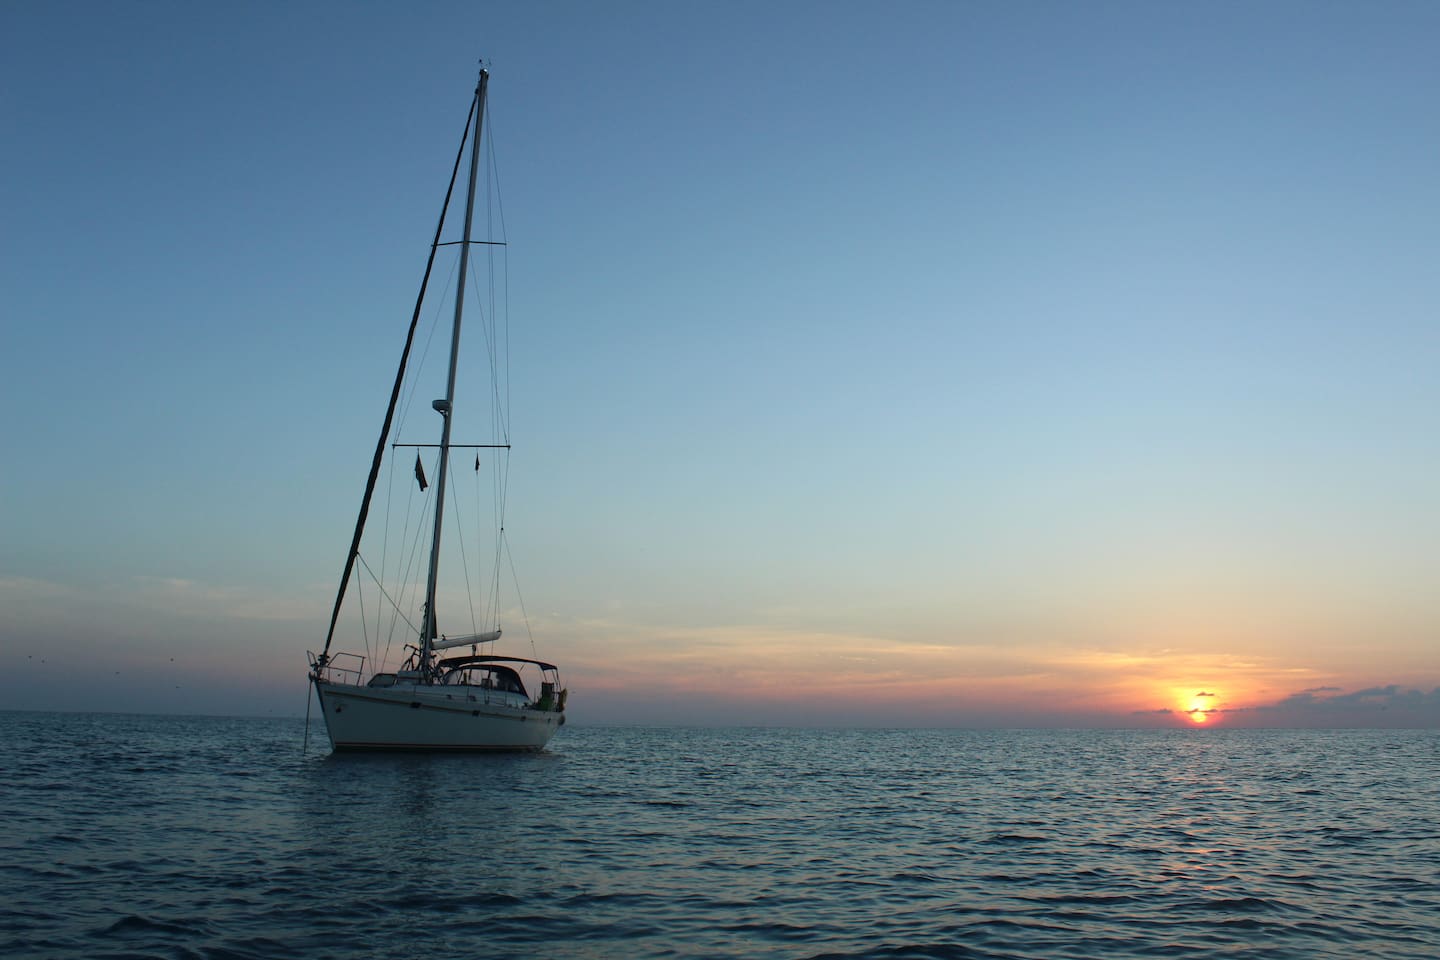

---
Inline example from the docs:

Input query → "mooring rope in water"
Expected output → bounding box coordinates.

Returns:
[302,680,313,754]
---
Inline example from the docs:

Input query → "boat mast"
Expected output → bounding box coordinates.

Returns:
[419,67,488,673]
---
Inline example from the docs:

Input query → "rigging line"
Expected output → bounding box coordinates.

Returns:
[472,451,493,630]
[487,240,500,454]
[481,417,503,623]
[376,444,397,662]
[486,101,492,242]
[357,552,423,638]
[447,461,480,638]
[490,452,509,623]
[484,128,502,450]
[475,252,505,453]
[499,417,512,522]
[467,261,506,458]
[492,422,511,543]
[487,113,512,444]
[485,109,499,453]
[396,256,459,433]
[375,449,393,643]
[466,263,494,402]
[459,240,495,391]
[393,456,437,643]
[491,276,504,463]
[321,88,478,659]
[463,263,498,402]
[355,573,370,666]
[384,468,430,667]
[374,443,408,667]
[489,105,509,241]
[378,448,409,666]
[503,247,511,444]
[489,541,503,633]
[467,447,489,631]
[381,448,417,669]
[501,528,537,656]
[484,454,504,632]
[456,262,499,630]
[492,455,506,625]
[482,405,508,625]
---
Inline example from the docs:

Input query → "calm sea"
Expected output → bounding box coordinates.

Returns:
[0,713,1436,959]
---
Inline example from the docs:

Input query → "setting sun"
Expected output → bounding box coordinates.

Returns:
[1175,689,1222,726]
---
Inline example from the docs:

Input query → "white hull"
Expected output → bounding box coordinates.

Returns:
[314,680,563,751]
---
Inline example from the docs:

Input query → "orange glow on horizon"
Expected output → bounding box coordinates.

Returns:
[555,621,1395,726]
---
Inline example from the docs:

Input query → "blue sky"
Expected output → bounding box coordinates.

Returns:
[2,1,1437,724]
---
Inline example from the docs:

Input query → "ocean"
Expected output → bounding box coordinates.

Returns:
[1,714,1435,959]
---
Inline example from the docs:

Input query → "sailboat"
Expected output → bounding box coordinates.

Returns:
[307,68,567,751]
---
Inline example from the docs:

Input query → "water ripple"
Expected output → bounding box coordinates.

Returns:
[1,717,1437,959]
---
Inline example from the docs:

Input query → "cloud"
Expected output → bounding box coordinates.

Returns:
[1224,685,1440,728]
[1195,691,1216,698]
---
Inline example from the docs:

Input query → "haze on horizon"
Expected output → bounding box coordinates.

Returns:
[2,1,1436,728]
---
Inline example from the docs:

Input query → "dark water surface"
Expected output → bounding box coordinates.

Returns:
[1,714,1436,959]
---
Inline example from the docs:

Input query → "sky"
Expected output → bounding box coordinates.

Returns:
[1,1,1437,727]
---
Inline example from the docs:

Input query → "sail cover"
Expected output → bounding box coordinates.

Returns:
[432,630,502,651]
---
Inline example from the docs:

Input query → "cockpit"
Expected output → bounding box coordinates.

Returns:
[439,663,528,697]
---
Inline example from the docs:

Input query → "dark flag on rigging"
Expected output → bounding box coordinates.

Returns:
[414,453,429,492]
